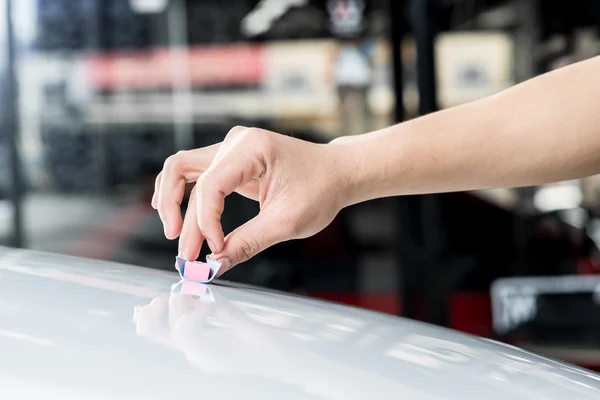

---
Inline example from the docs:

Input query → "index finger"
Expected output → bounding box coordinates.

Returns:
[195,129,269,253]
[157,144,220,239]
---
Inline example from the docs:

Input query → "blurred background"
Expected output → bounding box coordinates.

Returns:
[1,0,600,370]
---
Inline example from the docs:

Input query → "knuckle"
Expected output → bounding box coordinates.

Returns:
[255,131,276,153]
[226,125,247,139]
[248,127,268,141]
[163,153,179,171]
[235,128,255,143]
[225,128,276,157]
[164,150,188,169]
[237,127,271,146]
[330,136,353,145]
[196,171,213,190]
[236,236,261,261]
[249,131,277,161]
[162,156,174,170]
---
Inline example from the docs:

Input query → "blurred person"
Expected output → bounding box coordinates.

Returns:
[153,56,600,276]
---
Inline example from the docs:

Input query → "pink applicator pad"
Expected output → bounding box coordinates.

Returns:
[182,261,211,282]
[175,256,222,284]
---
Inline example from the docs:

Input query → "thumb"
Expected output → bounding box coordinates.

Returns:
[211,211,288,276]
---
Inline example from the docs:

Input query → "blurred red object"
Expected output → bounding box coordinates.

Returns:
[85,45,265,90]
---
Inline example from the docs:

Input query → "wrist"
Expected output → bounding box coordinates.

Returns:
[326,135,373,208]
[328,123,417,206]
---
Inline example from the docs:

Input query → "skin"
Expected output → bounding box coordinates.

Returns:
[152,56,600,276]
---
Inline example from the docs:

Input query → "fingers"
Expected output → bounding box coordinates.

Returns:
[151,172,161,209]
[156,126,278,269]
[153,154,259,207]
[195,128,270,254]
[156,144,221,240]
[196,175,226,254]
[178,186,204,261]
[157,151,190,239]
[212,209,291,275]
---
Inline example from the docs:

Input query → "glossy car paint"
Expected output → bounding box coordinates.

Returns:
[0,247,599,399]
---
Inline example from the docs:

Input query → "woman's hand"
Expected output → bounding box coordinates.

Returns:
[152,126,353,276]
[152,56,600,278]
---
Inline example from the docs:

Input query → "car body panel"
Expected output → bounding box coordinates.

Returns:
[0,247,599,399]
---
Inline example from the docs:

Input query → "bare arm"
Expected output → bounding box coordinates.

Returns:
[338,56,600,205]
[155,56,600,272]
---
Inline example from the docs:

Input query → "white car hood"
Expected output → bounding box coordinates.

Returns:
[0,247,599,400]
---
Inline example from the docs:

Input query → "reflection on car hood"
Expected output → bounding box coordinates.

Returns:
[0,247,599,400]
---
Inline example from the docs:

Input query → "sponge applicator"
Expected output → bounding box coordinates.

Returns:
[183,261,210,281]
[175,256,222,284]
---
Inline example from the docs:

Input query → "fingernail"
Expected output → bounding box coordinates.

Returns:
[163,221,170,238]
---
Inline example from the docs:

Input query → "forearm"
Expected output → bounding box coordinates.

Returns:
[334,56,600,206]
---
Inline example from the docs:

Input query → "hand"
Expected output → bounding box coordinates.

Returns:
[152,126,352,275]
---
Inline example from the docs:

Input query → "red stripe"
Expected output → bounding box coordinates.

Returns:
[84,45,265,90]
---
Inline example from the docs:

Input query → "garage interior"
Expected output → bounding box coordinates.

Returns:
[2,0,600,371]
